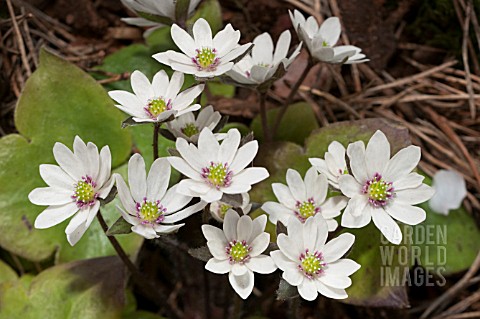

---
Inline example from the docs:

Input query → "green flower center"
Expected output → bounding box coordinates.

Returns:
[194,48,220,71]
[72,176,98,208]
[219,204,231,218]
[145,98,170,119]
[227,240,250,263]
[322,40,329,47]
[74,181,95,203]
[363,173,394,207]
[182,123,199,137]
[202,162,232,189]
[136,199,166,224]
[299,250,325,279]
[295,198,319,222]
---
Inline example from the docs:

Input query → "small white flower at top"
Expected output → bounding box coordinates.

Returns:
[227,30,302,86]
[202,210,277,299]
[108,70,204,123]
[339,130,435,244]
[166,105,225,143]
[210,192,252,222]
[121,0,201,37]
[309,141,348,189]
[116,154,206,239]
[429,170,466,215]
[153,18,252,78]
[289,10,368,64]
[271,215,360,300]
[168,128,269,203]
[261,167,347,231]
[29,136,115,246]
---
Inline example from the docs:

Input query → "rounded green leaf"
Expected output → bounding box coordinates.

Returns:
[0,49,137,262]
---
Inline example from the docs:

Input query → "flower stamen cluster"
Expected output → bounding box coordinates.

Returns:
[295,198,320,222]
[193,48,220,71]
[298,249,326,279]
[362,173,394,207]
[226,239,252,264]
[136,197,167,225]
[72,175,98,208]
[201,162,233,189]
[145,97,172,119]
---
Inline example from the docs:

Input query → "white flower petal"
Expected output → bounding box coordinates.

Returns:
[394,173,425,191]
[193,18,213,48]
[371,208,402,244]
[272,183,297,209]
[163,200,205,223]
[147,158,170,200]
[322,233,355,263]
[347,141,368,184]
[286,169,306,202]
[34,202,79,229]
[271,250,296,270]
[319,274,352,289]
[53,142,84,181]
[384,202,426,225]
[206,258,231,274]
[249,233,270,257]
[273,30,291,64]
[116,174,137,213]
[224,210,240,241]
[229,270,254,299]
[298,279,318,301]
[315,280,348,299]
[202,224,227,243]
[383,145,421,182]
[319,17,341,46]
[395,184,435,205]
[29,187,73,206]
[232,263,248,276]
[132,224,158,239]
[161,185,193,213]
[170,24,197,56]
[232,167,269,185]
[213,24,241,57]
[247,255,277,274]
[365,131,390,177]
[429,170,466,215]
[219,129,241,165]
[321,196,347,219]
[153,224,184,234]
[261,202,293,225]
[165,71,184,101]
[283,268,304,286]
[207,240,228,260]
[66,220,89,246]
[325,259,361,277]
[341,201,372,229]
[151,70,169,97]
[339,174,362,199]
[130,70,154,103]
[128,153,147,203]
[39,164,74,190]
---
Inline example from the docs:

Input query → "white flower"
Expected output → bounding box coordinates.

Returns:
[226,31,302,85]
[121,0,201,37]
[116,154,206,239]
[210,193,252,222]
[429,170,466,215]
[339,130,435,244]
[309,141,347,189]
[289,10,368,64]
[153,18,252,78]
[168,128,269,203]
[202,210,277,299]
[166,105,224,143]
[271,215,360,300]
[261,167,347,231]
[108,70,204,123]
[29,136,115,246]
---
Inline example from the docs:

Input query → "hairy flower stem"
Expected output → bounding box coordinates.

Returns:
[272,58,315,137]
[258,91,271,143]
[153,122,160,161]
[96,211,178,318]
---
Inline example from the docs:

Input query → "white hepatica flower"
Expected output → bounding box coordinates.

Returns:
[121,0,201,36]
[153,18,252,78]
[261,167,347,231]
[29,136,114,246]
[429,170,466,215]
[309,141,347,189]
[210,193,252,222]
[226,30,302,85]
[116,154,206,239]
[168,128,269,203]
[166,105,224,143]
[271,215,360,300]
[339,130,435,244]
[202,210,277,299]
[108,70,204,123]
[289,10,368,64]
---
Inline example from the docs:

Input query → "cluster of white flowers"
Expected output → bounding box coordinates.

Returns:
[28,5,439,304]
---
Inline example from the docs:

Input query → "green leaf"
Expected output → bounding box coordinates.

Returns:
[187,0,222,33]
[0,49,138,262]
[0,256,125,319]
[251,102,319,145]
[414,174,480,275]
[0,260,17,285]
[343,223,410,307]
[107,217,133,236]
